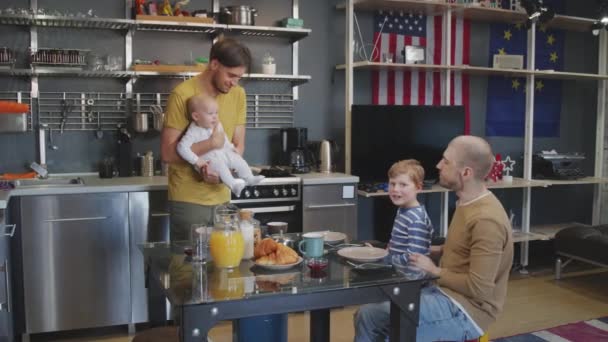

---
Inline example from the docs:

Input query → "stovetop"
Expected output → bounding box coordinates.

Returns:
[232,166,301,202]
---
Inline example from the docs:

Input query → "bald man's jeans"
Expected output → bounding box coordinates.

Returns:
[354,286,482,342]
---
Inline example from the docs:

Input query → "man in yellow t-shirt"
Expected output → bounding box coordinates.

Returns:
[160,38,251,241]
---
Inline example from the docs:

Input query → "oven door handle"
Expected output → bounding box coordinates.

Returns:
[247,205,296,214]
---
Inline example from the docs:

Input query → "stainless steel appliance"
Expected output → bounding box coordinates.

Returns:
[231,175,302,233]
[303,183,358,240]
[129,191,170,324]
[16,194,131,335]
[280,127,313,174]
[0,207,15,341]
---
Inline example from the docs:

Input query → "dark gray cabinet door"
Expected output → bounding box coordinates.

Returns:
[20,193,130,334]
[303,184,358,240]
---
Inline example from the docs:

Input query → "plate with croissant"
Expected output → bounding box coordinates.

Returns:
[254,238,303,270]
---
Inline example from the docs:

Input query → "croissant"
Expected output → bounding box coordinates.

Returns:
[254,238,278,259]
[254,238,299,265]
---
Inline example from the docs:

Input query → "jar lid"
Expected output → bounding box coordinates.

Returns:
[239,209,253,220]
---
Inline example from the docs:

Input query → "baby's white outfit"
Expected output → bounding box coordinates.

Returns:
[177,122,264,196]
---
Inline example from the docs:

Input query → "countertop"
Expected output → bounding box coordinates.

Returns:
[297,172,359,185]
[0,172,359,209]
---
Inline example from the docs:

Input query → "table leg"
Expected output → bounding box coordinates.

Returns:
[310,309,330,342]
[180,305,215,342]
[385,283,421,342]
[147,265,167,327]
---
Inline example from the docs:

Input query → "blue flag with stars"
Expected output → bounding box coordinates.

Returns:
[486,1,564,137]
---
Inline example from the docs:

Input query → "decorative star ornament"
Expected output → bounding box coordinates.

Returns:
[502,155,516,176]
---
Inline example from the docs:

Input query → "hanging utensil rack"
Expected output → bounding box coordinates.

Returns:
[38,92,128,131]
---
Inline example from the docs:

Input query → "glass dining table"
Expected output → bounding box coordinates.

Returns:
[141,241,435,342]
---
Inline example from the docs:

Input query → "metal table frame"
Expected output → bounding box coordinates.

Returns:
[147,267,425,342]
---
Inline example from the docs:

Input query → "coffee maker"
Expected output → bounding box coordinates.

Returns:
[280,127,313,173]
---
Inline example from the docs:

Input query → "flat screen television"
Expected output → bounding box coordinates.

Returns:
[351,105,465,183]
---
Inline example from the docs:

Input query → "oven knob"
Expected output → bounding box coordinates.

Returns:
[243,189,251,198]
[273,188,280,197]
[281,188,288,197]
[290,187,298,197]
[253,189,260,198]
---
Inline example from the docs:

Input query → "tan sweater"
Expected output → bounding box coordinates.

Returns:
[438,192,513,332]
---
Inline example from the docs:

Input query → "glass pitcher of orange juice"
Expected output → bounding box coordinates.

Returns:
[210,204,244,268]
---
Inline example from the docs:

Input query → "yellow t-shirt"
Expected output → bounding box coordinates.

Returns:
[164,74,246,206]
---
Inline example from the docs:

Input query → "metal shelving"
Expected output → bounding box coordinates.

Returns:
[223,24,311,42]
[340,0,608,272]
[32,15,133,30]
[0,14,311,41]
[134,19,223,34]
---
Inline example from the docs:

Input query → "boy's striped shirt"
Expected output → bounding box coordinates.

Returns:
[389,205,433,266]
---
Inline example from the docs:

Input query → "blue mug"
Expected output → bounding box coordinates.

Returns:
[298,232,325,258]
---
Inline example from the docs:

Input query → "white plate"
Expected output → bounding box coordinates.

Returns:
[254,257,304,271]
[311,231,347,244]
[337,247,388,263]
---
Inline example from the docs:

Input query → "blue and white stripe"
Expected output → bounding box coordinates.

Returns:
[389,206,433,267]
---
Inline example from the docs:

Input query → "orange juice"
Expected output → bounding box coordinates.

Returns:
[210,230,244,268]
[209,268,244,300]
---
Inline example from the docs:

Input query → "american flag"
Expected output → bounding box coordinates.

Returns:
[372,11,471,133]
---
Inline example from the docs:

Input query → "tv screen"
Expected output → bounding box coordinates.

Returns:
[351,105,465,183]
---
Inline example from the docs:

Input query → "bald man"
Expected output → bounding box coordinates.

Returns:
[354,135,513,342]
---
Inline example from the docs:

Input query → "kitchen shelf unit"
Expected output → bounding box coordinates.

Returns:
[0,0,311,165]
[0,14,311,42]
[339,0,608,270]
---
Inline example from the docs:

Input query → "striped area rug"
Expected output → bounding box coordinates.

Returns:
[493,316,608,342]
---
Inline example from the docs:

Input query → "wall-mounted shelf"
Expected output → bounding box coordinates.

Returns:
[32,15,133,30]
[34,68,134,78]
[0,14,311,42]
[336,61,452,72]
[132,71,310,86]
[223,25,311,42]
[534,177,608,186]
[134,19,223,34]
[337,0,595,32]
[335,62,608,80]
[513,222,589,242]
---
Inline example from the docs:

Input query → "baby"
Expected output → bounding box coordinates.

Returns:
[177,94,264,197]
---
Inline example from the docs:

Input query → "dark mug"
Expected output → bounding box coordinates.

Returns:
[99,161,117,178]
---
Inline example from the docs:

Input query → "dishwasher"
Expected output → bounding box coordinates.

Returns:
[302,183,358,240]
[16,193,130,335]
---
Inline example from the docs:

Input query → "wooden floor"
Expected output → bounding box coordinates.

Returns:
[30,268,608,342]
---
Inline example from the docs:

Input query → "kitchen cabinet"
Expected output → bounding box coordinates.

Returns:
[0,208,15,342]
[302,183,358,240]
[129,191,170,325]
[17,193,130,335]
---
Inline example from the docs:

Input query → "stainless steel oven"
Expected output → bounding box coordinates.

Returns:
[230,177,302,233]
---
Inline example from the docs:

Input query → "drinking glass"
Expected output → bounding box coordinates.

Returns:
[191,224,210,263]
